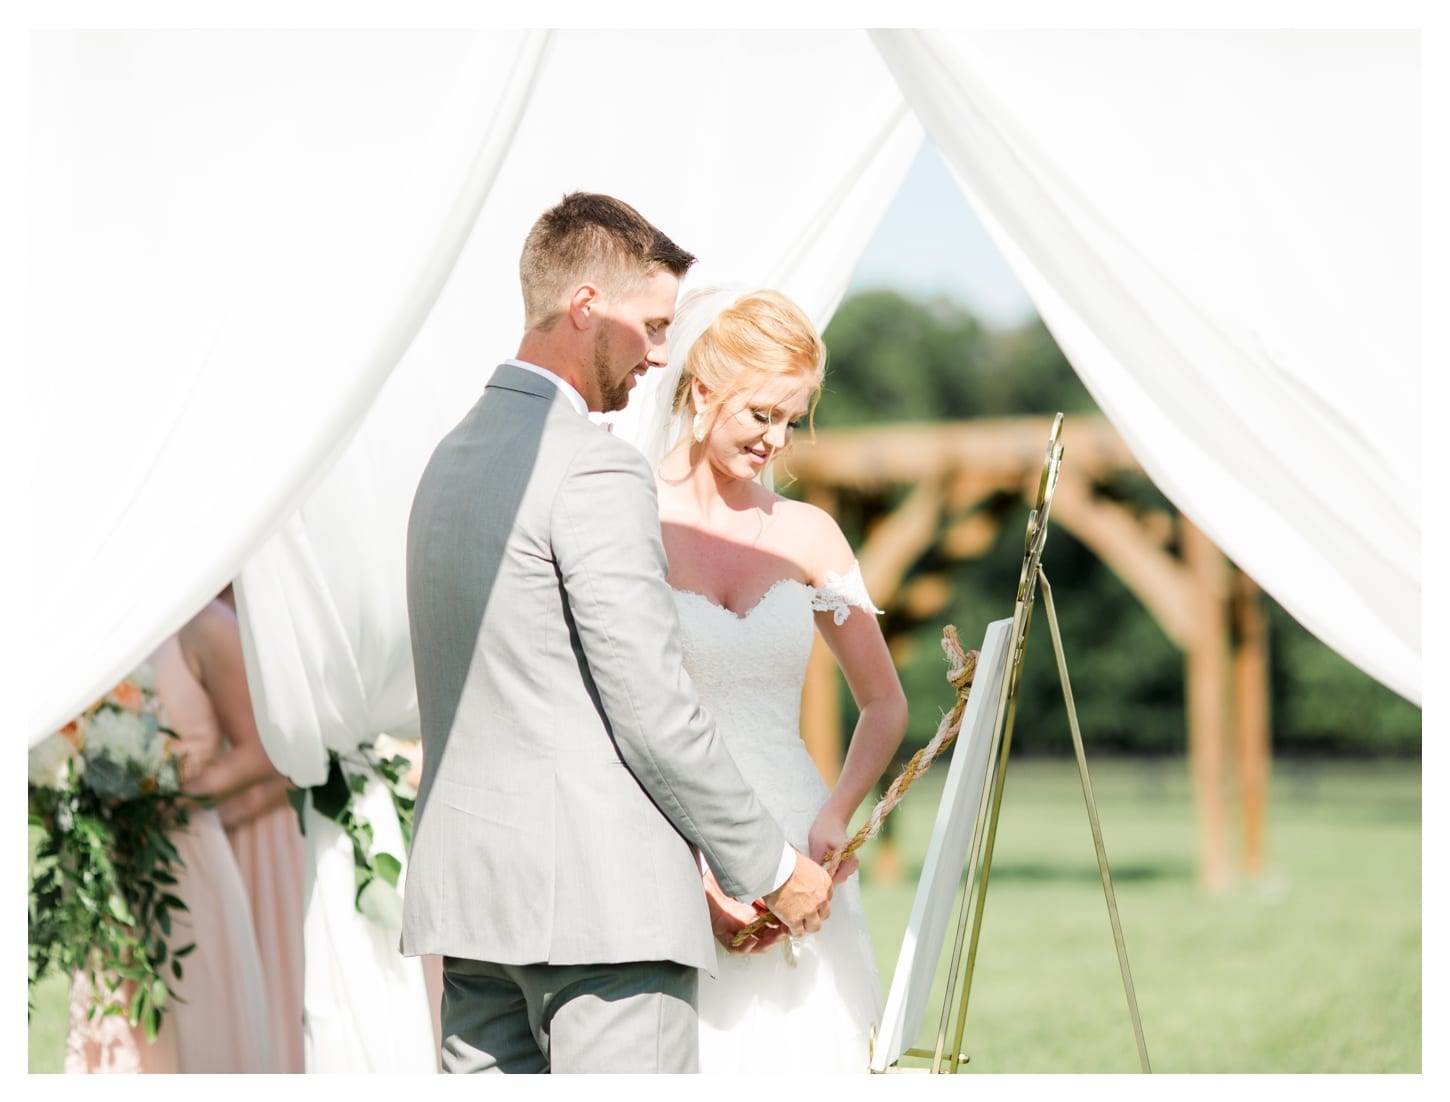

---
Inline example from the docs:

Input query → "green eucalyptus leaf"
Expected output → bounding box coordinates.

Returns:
[310,757,352,821]
[355,876,404,931]
[287,785,308,836]
[107,893,135,925]
[374,852,402,887]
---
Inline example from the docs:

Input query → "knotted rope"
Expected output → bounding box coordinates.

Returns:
[730,626,979,950]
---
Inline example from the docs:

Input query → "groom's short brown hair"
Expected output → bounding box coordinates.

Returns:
[519,192,696,331]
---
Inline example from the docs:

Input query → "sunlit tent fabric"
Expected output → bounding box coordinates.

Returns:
[873,29,1420,704]
[30,28,1419,1070]
[30,30,550,739]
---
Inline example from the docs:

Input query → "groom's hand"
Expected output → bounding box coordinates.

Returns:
[703,871,788,954]
[760,848,832,937]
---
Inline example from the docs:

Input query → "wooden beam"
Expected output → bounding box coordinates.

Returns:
[857,477,947,607]
[941,511,1001,560]
[947,470,1013,513]
[899,574,954,621]
[1182,518,1232,895]
[1232,571,1271,879]
[791,415,1137,489]
[1048,473,1196,649]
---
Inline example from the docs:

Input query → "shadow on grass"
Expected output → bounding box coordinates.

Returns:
[909,859,1195,884]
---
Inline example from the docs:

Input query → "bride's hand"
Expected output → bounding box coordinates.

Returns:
[808,807,859,884]
[703,869,788,954]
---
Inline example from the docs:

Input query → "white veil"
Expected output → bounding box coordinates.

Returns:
[607,283,753,476]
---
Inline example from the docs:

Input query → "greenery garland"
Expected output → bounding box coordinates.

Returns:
[287,741,416,929]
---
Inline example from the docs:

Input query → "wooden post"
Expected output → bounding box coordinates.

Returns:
[800,634,842,787]
[801,486,843,786]
[1181,518,1231,894]
[1232,571,1271,879]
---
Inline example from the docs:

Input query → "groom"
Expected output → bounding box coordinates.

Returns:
[400,192,833,1073]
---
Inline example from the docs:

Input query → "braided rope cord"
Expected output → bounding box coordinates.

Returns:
[730,626,979,949]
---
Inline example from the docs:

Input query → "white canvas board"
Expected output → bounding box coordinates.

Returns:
[870,617,1014,1072]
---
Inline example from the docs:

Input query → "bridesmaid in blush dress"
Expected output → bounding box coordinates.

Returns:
[176,587,306,1074]
[65,623,272,1073]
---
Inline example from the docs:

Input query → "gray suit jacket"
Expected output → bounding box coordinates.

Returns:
[400,363,787,972]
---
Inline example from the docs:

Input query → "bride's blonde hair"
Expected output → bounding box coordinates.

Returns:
[670,289,827,450]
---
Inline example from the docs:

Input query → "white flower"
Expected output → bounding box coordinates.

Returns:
[145,737,181,792]
[152,755,180,794]
[28,735,78,790]
[129,662,156,693]
[84,708,151,768]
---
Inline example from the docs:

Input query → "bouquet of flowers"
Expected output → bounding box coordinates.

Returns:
[28,663,194,1040]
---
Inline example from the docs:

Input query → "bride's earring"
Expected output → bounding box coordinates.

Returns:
[692,412,706,443]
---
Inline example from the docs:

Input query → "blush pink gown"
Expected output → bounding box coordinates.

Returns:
[65,635,272,1073]
[223,799,306,1073]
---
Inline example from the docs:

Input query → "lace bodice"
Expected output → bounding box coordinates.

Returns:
[675,564,886,1069]
[671,565,879,847]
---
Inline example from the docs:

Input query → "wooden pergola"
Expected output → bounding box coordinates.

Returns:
[791,414,1270,893]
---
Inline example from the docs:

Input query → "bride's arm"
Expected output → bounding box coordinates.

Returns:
[810,614,908,880]
[796,510,909,881]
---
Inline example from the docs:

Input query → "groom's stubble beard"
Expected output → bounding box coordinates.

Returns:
[592,328,632,414]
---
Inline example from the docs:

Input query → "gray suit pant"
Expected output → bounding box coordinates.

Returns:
[440,956,699,1073]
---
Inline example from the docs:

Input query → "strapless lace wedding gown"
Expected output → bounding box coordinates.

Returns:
[673,569,883,1074]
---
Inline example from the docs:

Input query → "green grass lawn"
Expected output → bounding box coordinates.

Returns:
[854,756,1421,1073]
[29,756,1420,1074]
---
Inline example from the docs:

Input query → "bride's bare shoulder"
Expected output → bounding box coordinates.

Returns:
[766,495,854,581]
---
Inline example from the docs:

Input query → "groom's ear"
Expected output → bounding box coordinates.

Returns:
[567,283,600,330]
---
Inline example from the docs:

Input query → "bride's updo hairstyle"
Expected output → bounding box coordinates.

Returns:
[670,288,827,450]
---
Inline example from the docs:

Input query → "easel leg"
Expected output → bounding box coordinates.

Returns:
[1039,566,1152,1073]
[930,600,1028,1073]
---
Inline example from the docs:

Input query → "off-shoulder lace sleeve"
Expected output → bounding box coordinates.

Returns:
[810,560,884,626]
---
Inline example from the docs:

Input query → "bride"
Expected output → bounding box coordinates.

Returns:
[611,286,909,1073]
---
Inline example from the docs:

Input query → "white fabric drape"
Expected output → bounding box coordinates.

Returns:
[30,30,548,742]
[873,29,1420,703]
[299,783,432,1073]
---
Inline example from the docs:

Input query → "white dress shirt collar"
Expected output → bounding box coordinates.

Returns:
[505,358,589,417]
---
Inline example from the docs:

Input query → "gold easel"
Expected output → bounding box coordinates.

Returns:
[881,413,1152,1074]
